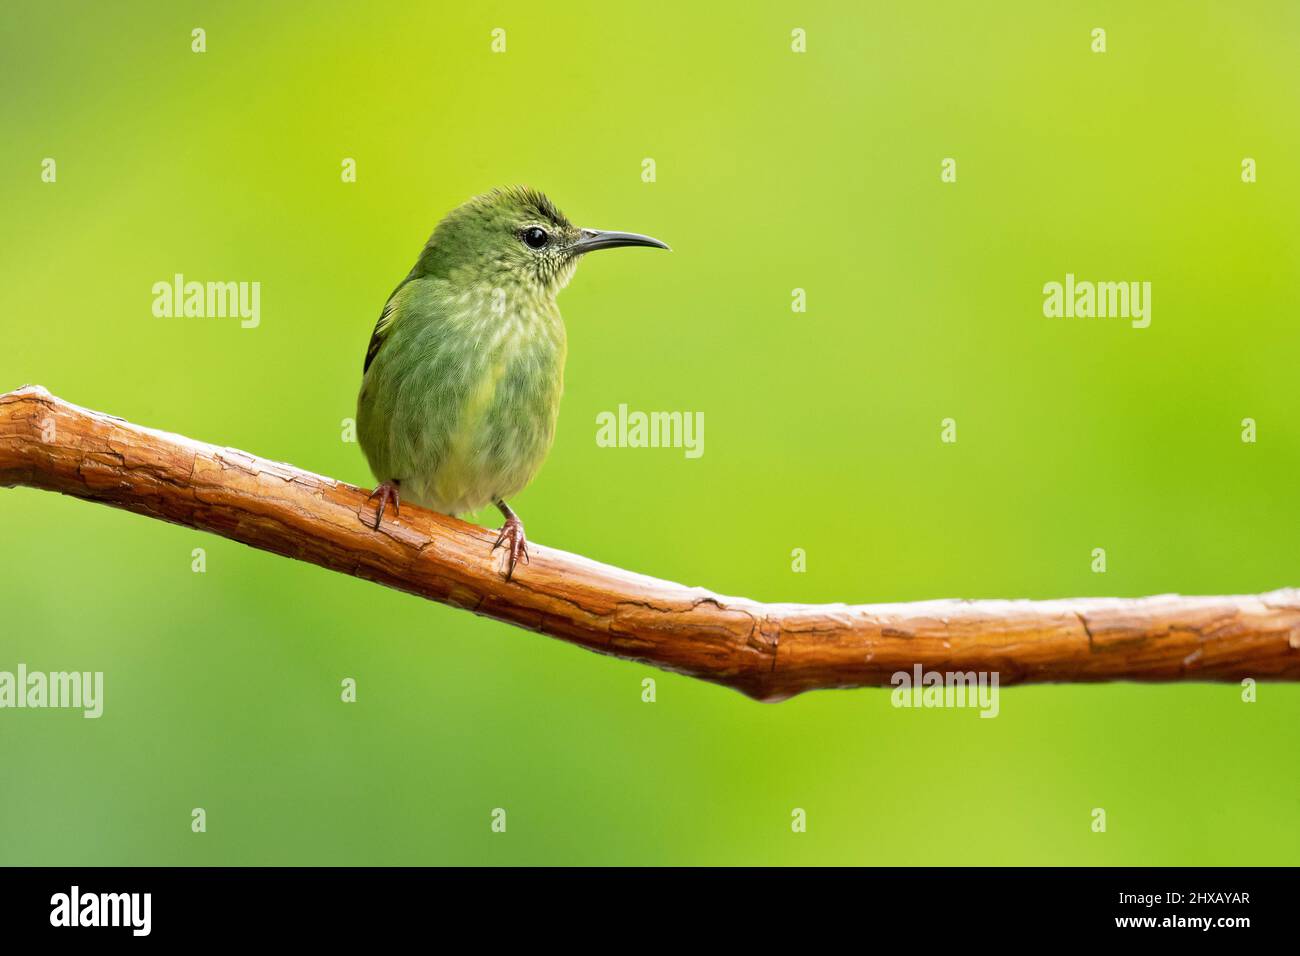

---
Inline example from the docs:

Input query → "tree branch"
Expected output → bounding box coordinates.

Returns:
[2,384,1298,700]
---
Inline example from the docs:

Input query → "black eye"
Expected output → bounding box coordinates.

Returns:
[522,227,549,249]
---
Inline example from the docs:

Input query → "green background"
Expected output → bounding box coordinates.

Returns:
[3,1,1298,865]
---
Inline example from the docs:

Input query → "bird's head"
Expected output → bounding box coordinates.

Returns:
[414,186,669,295]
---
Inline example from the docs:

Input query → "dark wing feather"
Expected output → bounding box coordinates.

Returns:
[363,285,404,374]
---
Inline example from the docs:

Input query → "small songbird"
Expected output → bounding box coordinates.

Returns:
[356,186,669,579]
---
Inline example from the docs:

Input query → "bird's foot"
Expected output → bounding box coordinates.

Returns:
[491,514,529,581]
[362,480,401,530]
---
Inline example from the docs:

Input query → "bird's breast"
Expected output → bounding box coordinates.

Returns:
[431,316,565,512]
[366,286,565,514]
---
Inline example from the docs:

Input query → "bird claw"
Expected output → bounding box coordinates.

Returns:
[363,481,400,530]
[492,516,529,581]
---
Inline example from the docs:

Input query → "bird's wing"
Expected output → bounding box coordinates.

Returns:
[363,296,399,373]
[363,284,405,373]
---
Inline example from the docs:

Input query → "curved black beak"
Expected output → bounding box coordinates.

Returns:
[570,228,671,254]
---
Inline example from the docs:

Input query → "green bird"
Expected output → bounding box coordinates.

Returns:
[356,186,669,579]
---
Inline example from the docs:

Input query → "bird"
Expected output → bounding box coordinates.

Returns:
[356,186,669,580]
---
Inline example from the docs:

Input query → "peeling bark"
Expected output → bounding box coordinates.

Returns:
[2,385,1298,700]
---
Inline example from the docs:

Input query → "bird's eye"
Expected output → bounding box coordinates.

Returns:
[522,227,549,250]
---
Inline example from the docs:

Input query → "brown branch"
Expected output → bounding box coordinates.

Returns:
[2,384,1298,700]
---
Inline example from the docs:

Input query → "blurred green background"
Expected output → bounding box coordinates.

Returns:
[3,1,1299,865]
